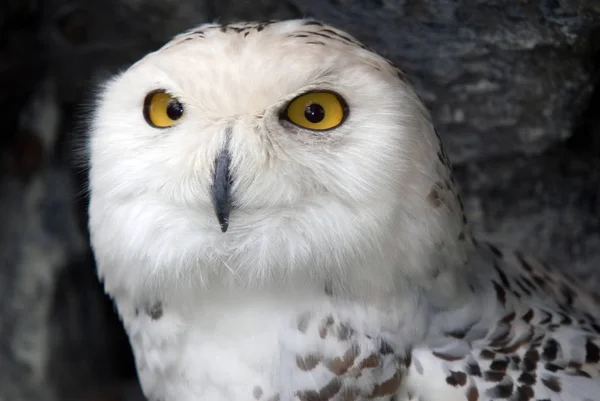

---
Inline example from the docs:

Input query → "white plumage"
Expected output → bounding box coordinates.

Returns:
[87,19,600,401]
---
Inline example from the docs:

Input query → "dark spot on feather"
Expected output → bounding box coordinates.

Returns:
[522,348,539,372]
[497,329,535,354]
[358,353,380,369]
[296,378,341,401]
[531,333,545,346]
[427,186,443,208]
[542,339,559,361]
[532,275,546,288]
[515,279,532,296]
[541,376,561,392]
[488,243,503,258]
[446,330,467,339]
[147,302,163,320]
[513,385,534,401]
[500,312,516,323]
[490,359,509,371]
[539,311,552,325]
[489,329,510,348]
[544,363,563,372]
[515,251,532,272]
[483,371,505,382]
[379,340,394,354]
[492,261,511,289]
[585,338,600,363]
[517,372,536,385]
[304,20,324,26]
[437,151,445,164]
[466,386,479,401]
[520,276,536,291]
[319,315,334,339]
[558,313,572,326]
[586,312,598,322]
[370,372,402,398]
[522,309,534,323]
[297,355,320,371]
[446,371,467,386]
[548,323,560,332]
[328,31,356,45]
[480,349,495,360]
[337,323,353,341]
[253,386,263,399]
[433,351,464,361]
[244,32,250,37]
[326,345,359,375]
[466,362,482,377]
[510,355,521,369]
[577,369,592,378]
[403,351,412,368]
[319,28,342,36]
[492,281,506,305]
[485,379,513,398]
[297,313,310,333]
[304,31,334,41]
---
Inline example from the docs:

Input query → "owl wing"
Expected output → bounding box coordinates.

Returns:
[405,243,600,401]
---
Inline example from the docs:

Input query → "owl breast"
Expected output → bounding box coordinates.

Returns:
[121,287,327,401]
[118,285,423,401]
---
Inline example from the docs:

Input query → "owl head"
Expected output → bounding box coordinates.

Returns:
[87,19,468,300]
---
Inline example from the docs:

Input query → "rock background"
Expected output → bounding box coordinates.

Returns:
[1,0,599,400]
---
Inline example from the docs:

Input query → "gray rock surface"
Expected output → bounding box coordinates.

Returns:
[1,0,599,400]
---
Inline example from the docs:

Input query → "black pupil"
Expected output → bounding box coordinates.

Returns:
[166,100,184,120]
[304,103,325,123]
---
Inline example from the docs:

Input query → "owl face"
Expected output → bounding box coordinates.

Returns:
[88,20,447,293]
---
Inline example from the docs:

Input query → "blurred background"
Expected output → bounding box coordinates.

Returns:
[0,0,599,400]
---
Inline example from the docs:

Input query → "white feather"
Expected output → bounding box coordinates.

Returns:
[86,19,600,401]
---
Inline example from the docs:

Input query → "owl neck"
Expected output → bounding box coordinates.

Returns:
[405,186,480,312]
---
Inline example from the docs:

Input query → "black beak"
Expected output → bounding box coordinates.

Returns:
[211,148,232,233]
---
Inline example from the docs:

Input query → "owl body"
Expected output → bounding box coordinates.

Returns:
[122,287,422,401]
[87,19,600,401]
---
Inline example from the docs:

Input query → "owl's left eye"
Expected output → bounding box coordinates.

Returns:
[143,90,185,128]
[283,91,348,131]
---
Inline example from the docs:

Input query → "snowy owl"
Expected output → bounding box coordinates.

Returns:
[87,19,600,401]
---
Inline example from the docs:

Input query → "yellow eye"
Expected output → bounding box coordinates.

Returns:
[284,91,348,131]
[143,90,185,128]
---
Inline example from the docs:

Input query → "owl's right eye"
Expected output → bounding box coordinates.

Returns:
[143,90,185,128]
